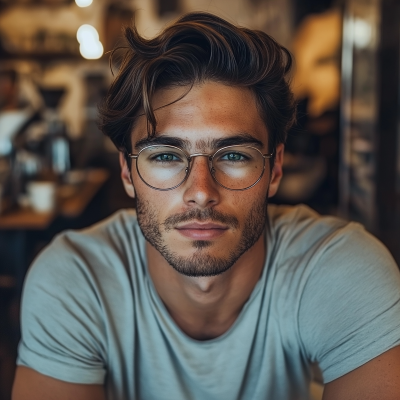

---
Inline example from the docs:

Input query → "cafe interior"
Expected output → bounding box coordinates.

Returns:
[0,0,399,398]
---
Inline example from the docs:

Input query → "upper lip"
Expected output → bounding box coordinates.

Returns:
[176,222,229,230]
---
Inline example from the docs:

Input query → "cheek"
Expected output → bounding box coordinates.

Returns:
[222,189,269,222]
[234,179,269,205]
[135,186,176,221]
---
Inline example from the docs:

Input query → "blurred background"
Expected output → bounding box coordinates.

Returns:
[0,0,399,398]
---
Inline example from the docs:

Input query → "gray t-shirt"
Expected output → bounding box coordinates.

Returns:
[17,205,400,400]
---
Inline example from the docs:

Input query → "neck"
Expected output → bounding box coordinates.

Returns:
[146,233,266,340]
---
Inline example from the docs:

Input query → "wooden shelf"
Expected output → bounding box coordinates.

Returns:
[0,0,74,10]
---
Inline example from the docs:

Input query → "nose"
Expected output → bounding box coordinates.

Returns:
[182,155,220,208]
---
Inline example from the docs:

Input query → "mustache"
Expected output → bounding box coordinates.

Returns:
[163,208,239,230]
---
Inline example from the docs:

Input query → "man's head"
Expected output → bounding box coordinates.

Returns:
[99,12,296,277]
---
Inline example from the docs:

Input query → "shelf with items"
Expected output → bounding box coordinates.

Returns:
[0,29,81,61]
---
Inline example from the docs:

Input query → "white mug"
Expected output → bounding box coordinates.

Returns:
[27,181,56,213]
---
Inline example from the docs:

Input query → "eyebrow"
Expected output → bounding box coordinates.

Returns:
[209,133,264,149]
[134,132,265,152]
[134,136,191,150]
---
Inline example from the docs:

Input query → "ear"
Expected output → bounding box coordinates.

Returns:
[119,152,136,198]
[268,143,284,198]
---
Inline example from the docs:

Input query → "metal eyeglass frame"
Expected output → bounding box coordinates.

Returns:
[127,144,274,191]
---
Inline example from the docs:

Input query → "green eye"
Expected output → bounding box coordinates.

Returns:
[154,153,181,162]
[221,152,247,161]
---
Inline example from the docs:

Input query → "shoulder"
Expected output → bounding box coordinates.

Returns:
[58,208,140,256]
[267,204,361,269]
[28,209,140,277]
[23,209,144,312]
[268,204,349,243]
[267,204,400,309]
[268,204,398,278]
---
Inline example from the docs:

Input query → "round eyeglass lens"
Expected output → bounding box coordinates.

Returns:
[136,145,189,190]
[211,146,265,190]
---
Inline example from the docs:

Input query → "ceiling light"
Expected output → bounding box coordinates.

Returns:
[80,41,104,59]
[77,24,103,59]
[75,0,93,7]
[77,24,99,44]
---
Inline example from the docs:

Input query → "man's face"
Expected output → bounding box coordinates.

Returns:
[121,82,283,277]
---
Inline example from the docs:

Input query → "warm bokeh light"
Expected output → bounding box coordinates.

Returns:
[77,24,103,59]
[75,0,93,7]
[79,40,103,59]
[76,24,99,44]
[353,18,372,49]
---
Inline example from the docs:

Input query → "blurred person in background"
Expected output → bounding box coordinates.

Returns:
[275,9,341,212]
[12,12,400,400]
[0,69,19,111]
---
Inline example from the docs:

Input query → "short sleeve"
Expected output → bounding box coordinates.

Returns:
[17,234,107,384]
[298,224,400,383]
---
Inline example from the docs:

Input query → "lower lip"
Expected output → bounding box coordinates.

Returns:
[176,228,227,240]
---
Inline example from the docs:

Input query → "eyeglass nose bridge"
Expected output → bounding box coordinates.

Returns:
[185,152,216,177]
[187,153,213,161]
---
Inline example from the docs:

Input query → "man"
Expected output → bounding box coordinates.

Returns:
[13,12,400,400]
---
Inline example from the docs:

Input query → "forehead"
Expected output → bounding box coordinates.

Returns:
[131,82,268,150]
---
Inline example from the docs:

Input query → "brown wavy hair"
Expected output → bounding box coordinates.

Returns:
[99,12,296,164]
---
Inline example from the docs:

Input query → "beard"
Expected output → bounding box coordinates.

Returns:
[136,194,269,277]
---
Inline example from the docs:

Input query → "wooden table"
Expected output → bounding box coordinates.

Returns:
[0,169,109,230]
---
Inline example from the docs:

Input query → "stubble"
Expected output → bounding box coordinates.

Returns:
[136,195,268,277]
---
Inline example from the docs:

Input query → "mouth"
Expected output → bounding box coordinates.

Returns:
[175,222,229,240]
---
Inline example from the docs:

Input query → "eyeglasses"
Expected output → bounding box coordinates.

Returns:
[127,144,273,191]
